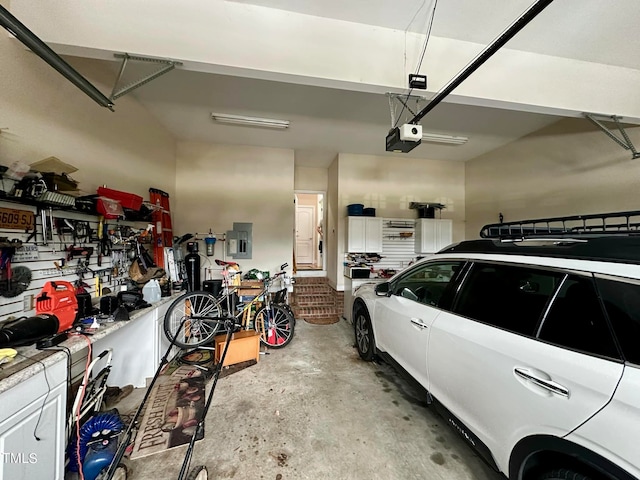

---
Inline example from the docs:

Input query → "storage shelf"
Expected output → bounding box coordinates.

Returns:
[385,221,414,229]
[384,235,414,240]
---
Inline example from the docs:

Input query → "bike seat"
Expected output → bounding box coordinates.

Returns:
[215,259,238,267]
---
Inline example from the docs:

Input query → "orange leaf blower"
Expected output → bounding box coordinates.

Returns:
[36,281,78,332]
[0,281,78,348]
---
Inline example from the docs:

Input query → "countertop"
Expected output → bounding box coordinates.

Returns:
[0,293,181,395]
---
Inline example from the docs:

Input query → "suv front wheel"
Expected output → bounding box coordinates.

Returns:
[538,468,591,480]
[354,306,375,361]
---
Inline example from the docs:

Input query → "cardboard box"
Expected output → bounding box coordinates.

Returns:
[214,330,260,367]
[237,280,263,298]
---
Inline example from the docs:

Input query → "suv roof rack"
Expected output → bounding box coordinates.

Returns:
[441,236,640,264]
[479,210,640,239]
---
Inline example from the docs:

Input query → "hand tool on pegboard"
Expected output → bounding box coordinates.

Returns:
[149,188,173,268]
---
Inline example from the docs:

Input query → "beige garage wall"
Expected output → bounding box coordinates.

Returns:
[294,166,328,191]
[333,153,465,290]
[465,118,640,239]
[327,157,340,288]
[174,142,294,275]
[0,27,176,199]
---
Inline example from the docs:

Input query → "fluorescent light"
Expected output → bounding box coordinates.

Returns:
[211,113,290,129]
[421,132,468,145]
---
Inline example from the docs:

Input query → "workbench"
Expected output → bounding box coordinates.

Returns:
[0,293,180,480]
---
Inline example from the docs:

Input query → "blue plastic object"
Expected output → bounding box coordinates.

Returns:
[83,439,119,480]
[347,204,364,216]
[67,411,123,478]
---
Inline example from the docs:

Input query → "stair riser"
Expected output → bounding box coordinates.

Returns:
[292,295,335,306]
[293,307,340,317]
[293,284,332,294]
[292,277,328,285]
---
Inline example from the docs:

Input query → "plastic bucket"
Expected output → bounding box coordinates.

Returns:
[203,279,223,297]
[347,204,364,216]
[417,206,436,218]
[363,208,376,217]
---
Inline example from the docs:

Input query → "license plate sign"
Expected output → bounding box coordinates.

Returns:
[0,207,35,230]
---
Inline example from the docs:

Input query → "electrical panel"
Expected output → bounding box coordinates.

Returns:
[226,222,252,259]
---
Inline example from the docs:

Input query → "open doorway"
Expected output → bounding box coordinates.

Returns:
[294,191,325,272]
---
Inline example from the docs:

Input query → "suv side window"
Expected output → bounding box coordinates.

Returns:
[392,262,463,308]
[538,275,620,360]
[453,262,562,336]
[594,276,640,364]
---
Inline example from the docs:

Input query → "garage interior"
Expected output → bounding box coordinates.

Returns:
[1,0,640,479]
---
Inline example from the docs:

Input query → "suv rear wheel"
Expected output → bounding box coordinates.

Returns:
[538,468,591,480]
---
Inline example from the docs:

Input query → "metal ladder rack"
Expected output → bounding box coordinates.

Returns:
[480,210,640,239]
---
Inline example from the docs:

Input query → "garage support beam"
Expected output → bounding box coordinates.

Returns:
[109,53,182,102]
[585,114,640,160]
[10,0,640,122]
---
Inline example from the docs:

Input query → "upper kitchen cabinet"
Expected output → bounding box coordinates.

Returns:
[346,217,383,253]
[415,218,453,254]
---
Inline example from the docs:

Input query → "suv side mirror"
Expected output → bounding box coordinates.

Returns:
[375,282,391,296]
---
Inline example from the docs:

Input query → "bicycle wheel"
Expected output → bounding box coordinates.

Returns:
[164,291,222,348]
[254,304,295,348]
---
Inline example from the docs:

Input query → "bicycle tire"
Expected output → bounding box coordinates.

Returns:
[254,304,295,348]
[164,291,223,348]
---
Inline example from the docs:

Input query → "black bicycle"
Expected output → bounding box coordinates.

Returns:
[163,261,295,349]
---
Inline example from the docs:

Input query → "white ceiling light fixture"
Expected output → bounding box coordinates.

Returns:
[211,112,290,129]
[421,132,469,145]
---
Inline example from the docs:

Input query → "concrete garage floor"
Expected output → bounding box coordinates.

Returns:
[120,319,502,480]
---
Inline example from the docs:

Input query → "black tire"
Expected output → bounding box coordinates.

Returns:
[254,304,295,348]
[164,291,222,348]
[187,465,208,480]
[354,306,375,361]
[280,303,296,325]
[538,468,591,480]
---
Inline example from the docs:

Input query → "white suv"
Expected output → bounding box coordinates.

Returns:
[353,233,640,480]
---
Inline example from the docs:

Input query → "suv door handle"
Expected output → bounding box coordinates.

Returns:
[410,318,429,329]
[514,367,570,398]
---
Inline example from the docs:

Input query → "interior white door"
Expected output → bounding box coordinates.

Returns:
[296,205,315,264]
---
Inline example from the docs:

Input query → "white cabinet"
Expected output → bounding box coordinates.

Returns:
[415,219,453,254]
[154,300,178,365]
[93,297,180,388]
[346,217,383,253]
[0,360,67,480]
[93,310,157,388]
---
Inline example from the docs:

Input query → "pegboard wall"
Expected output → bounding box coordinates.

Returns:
[0,199,147,325]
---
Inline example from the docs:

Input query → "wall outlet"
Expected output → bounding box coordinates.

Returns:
[23,294,33,311]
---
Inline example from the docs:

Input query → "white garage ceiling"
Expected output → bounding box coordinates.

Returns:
[128,68,560,166]
[227,0,640,69]
[56,0,640,166]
